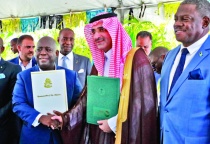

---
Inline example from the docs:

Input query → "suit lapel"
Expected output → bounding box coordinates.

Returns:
[73,53,79,71]
[167,36,210,102]
[161,47,180,103]
[0,58,6,73]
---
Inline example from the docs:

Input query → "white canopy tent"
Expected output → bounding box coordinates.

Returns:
[0,0,181,22]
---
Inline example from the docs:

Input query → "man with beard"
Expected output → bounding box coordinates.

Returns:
[57,28,92,87]
[52,13,158,144]
[12,36,82,144]
[9,35,37,71]
[160,0,210,143]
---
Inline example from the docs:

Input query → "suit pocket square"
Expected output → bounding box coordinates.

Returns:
[188,68,203,80]
[78,69,84,73]
[0,73,6,79]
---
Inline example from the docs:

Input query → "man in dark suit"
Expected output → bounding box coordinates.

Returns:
[12,36,82,144]
[0,37,22,144]
[57,28,92,87]
[9,35,37,71]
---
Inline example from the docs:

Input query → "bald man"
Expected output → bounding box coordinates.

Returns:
[149,46,169,74]
[12,36,82,144]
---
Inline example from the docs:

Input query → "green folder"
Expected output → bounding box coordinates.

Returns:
[87,76,120,125]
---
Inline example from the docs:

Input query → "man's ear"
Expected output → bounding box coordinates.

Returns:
[0,46,5,53]
[17,45,21,52]
[161,54,166,60]
[56,50,59,57]
[202,16,210,29]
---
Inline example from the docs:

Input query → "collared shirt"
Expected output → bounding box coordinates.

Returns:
[103,49,117,133]
[58,51,73,70]
[168,33,209,93]
[103,49,112,76]
[19,58,33,71]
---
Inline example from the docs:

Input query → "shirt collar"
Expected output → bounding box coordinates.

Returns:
[59,51,73,60]
[39,63,56,71]
[104,49,112,61]
[180,33,209,55]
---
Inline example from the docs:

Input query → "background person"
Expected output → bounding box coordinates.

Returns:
[57,28,92,87]
[136,31,152,55]
[10,38,19,54]
[9,35,37,71]
[0,37,22,144]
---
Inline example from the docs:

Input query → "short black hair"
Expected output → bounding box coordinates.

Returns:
[10,38,18,43]
[136,31,152,40]
[17,35,34,45]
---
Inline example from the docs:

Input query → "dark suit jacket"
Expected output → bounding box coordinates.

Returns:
[56,53,92,87]
[12,65,82,144]
[0,58,22,144]
[8,56,37,67]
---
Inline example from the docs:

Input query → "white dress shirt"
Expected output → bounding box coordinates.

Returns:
[58,51,74,70]
[103,49,117,133]
[19,58,33,71]
[168,34,208,93]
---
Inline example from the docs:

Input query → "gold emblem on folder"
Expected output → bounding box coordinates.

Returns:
[44,78,52,88]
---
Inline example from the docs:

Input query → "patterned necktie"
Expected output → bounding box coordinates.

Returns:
[62,56,68,69]
[169,48,189,94]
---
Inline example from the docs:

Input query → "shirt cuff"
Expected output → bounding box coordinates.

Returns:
[32,114,43,127]
[107,115,117,134]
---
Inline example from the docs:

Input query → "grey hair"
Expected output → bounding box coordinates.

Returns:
[181,0,210,18]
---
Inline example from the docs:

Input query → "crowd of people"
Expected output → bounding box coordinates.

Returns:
[0,0,209,143]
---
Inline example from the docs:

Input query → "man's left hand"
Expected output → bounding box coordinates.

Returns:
[97,120,112,133]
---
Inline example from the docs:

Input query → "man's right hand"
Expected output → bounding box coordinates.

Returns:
[39,115,60,129]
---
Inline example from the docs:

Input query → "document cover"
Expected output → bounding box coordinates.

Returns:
[31,70,68,114]
[87,76,120,125]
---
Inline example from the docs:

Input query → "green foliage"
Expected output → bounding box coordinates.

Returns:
[124,19,179,50]
[0,28,91,60]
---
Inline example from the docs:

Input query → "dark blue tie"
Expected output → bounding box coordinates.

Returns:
[169,48,189,94]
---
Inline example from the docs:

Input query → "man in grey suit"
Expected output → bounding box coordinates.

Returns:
[0,37,22,144]
[57,28,92,87]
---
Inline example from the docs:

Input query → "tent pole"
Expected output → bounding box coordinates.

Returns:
[118,0,124,24]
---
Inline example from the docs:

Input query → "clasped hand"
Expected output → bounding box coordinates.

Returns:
[39,112,62,130]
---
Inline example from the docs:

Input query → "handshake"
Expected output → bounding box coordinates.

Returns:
[38,110,67,130]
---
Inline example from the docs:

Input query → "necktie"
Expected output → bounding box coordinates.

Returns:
[169,48,189,94]
[62,56,68,69]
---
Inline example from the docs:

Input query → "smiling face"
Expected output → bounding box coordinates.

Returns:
[91,22,112,52]
[58,29,74,56]
[36,37,57,70]
[174,4,206,47]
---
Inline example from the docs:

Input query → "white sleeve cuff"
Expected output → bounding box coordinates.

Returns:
[32,114,43,127]
[107,115,118,134]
